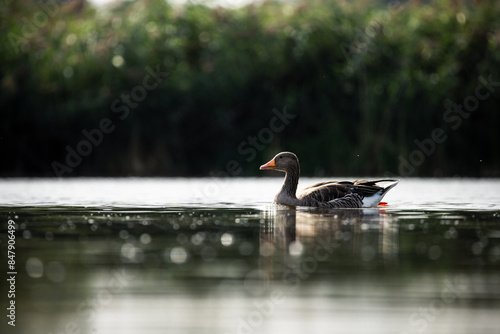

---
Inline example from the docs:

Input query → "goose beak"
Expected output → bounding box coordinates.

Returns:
[259,158,276,170]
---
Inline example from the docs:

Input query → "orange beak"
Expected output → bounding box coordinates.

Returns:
[259,158,276,170]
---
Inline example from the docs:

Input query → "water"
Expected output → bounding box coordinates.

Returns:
[1,178,500,334]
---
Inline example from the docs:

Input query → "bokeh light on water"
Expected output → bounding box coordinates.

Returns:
[1,178,500,334]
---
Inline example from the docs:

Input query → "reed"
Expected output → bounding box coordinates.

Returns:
[2,0,499,176]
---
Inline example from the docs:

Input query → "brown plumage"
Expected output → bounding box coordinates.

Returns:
[260,152,398,208]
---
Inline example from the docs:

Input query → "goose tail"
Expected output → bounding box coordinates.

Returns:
[360,179,399,208]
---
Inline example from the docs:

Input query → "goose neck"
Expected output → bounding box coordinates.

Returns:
[281,168,299,198]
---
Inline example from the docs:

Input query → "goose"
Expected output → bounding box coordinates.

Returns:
[260,152,398,208]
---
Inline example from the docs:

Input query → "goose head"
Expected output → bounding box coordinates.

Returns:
[259,152,299,174]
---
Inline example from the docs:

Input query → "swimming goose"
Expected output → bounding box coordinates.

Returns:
[260,152,398,208]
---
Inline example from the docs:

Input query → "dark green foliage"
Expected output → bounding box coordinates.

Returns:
[1,0,499,177]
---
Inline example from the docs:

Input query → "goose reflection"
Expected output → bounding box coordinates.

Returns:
[258,206,399,282]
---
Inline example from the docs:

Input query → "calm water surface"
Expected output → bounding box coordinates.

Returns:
[1,178,500,334]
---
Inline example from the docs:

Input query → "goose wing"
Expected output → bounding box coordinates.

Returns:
[297,179,399,207]
[298,181,354,203]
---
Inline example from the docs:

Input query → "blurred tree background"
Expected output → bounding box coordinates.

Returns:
[1,0,499,177]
